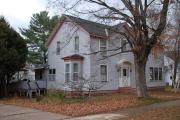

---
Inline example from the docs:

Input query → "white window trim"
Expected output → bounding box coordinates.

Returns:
[100,64,108,82]
[99,39,108,56]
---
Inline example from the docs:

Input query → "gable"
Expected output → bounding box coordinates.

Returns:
[45,15,90,47]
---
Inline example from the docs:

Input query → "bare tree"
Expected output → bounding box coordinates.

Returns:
[48,0,171,97]
[63,74,108,98]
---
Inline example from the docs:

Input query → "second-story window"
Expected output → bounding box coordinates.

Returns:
[74,36,79,52]
[100,40,107,56]
[56,41,60,55]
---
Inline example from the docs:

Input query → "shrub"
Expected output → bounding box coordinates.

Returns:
[46,90,65,100]
[165,85,172,92]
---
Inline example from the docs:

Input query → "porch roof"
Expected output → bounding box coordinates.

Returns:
[61,54,84,61]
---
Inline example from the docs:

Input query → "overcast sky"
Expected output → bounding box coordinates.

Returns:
[0,0,49,31]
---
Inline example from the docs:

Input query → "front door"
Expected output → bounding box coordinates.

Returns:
[119,66,130,87]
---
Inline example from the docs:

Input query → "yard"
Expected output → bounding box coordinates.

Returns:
[0,91,180,117]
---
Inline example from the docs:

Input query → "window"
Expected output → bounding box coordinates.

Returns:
[100,65,107,82]
[56,41,60,55]
[149,67,154,81]
[149,67,163,81]
[159,68,162,80]
[74,36,79,52]
[154,68,158,80]
[123,69,127,76]
[73,63,79,81]
[49,69,56,81]
[100,40,107,56]
[64,63,82,82]
[65,64,70,82]
[121,39,127,52]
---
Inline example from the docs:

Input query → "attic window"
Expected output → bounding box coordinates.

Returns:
[74,36,79,52]
[56,41,60,55]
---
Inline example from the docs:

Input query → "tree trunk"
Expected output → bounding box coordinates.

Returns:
[134,57,148,97]
[1,79,7,98]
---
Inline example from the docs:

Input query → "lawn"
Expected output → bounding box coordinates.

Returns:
[0,91,179,117]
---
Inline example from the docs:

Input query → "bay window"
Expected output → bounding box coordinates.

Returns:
[73,63,79,81]
[65,64,70,82]
[65,62,81,82]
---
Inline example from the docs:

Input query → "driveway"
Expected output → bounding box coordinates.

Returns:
[0,104,69,120]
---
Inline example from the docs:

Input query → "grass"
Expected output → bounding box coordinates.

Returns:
[137,97,164,105]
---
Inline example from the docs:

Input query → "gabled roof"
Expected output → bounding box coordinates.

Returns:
[165,50,180,64]
[65,15,111,37]
[45,14,124,47]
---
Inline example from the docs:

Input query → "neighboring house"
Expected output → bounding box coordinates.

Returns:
[10,64,47,96]
[164,51,180,85]
[45,15,166,93]
[13,64,35,81]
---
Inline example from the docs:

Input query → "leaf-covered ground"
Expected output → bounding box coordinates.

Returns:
[0,91,179,117]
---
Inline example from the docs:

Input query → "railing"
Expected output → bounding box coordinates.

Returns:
[9,80,47,98]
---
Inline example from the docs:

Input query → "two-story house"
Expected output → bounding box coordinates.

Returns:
[45,14,166,93]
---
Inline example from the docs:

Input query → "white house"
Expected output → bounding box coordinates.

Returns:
[164,51,180,85]
[45,14,167,93]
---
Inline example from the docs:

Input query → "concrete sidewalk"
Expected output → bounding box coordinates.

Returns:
[0,104,69,120]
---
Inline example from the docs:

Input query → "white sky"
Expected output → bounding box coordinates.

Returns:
[0,0,48,31]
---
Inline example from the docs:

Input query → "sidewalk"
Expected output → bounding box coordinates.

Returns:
[0,104,69,120]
